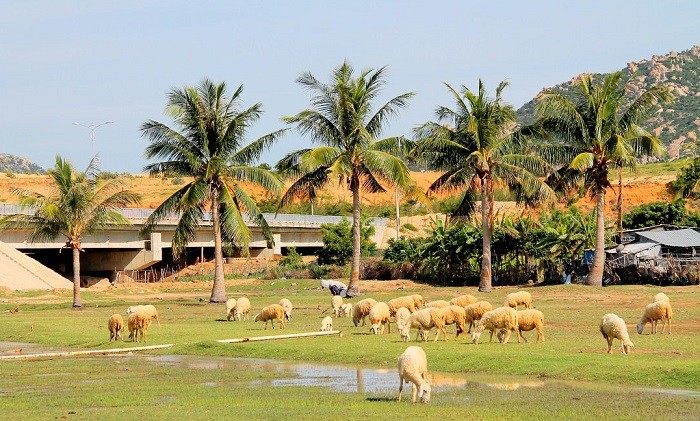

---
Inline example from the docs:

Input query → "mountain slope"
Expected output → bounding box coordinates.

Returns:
[0,154,44,174]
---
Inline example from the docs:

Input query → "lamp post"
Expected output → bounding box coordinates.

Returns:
[72,121,113,159]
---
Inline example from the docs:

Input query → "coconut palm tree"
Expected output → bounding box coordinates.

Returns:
[0,156,140,308]
[412,80,555,292]
[141,79,285,303]
[535,72,671,286]
[277,62,414,297]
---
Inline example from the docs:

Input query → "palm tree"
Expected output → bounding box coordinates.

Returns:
[141,79,285,303]
[0,156,140,308]
[535,72,671,286]
[278,62,414,297]
[412,80,555,292]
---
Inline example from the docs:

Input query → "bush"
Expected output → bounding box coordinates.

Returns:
[316,217,376,265]
[171,177,185,185]
[279,247,304,269]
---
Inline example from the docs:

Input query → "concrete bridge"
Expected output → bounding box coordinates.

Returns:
[0,204,387,279]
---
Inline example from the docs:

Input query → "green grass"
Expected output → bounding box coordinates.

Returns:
[1,281,699,419]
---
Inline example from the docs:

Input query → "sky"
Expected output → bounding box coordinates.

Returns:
[1,1,698,173]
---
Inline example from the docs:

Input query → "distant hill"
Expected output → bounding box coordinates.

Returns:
[0,154,44,174]
[517,45,700,159]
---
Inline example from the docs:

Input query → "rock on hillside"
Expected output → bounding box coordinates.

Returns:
[517,45,700,159]
[0,154,43,174]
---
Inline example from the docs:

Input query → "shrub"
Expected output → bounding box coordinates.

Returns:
[279,247,304,269]
[171,177,185,185]
[316,217,376,265]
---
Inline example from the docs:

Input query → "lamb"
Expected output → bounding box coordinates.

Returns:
[471,306,520,344]
[387,294,423,317]
[515,309,545,343]
[279,298,293,320]
[352,298,378,327]
[600,313,634,354]
[234,297,251,321]
[126,304,160,325]
[331,295,344,317]
[464,301,493,333]
[503,291,532,309]
[225,298,237,321]
[254,304,286,329]
[654,292,670,303]
[430,305,467,342]
[397,346,431,404]
[369,302,391,335]
[449,294,478,308]
[395,307,412,342]
[400,308,434,342]
[108,313,124,341]
[341,303,353,318]
[320,316,333,331]
[637,301,673,334]
[424,300,450,309]
[127,311,151,342]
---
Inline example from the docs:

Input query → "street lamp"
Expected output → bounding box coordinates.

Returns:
[72,121,113,159]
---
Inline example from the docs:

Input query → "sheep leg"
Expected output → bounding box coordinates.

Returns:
[488,329,494,343]
[502,330,512,344]
[515,328,521,343]
[398,377,404,402]
[667,318,671,334]
[606,336,613,353]
[537,327,544,343]
[411,383,418,404]
[518,329,528,343]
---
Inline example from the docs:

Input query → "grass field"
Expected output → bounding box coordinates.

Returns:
[1,280,699,420]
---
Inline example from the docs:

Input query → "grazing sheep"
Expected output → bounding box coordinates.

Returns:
[395,307,412,342]
[450,294,478,308]
[369,302,391,335]
[341,303,353,318]
[331,295,344,317]
[352,298,378,327]
[397,346,431,404]
[127,311,151,342]
[387,295,423,317]
[515,309,545,343]
[425,300,450,309]
[400,308,434,342]
[503,291,532,309]
[464,301,493,333]
[637,301,673,335]
[126,304,160,326]
[279,298,293,321]
[225,298,237,321]
[108,313,124,342]
[320,316,333,331]
[600,313,634,354]
[234,297,251,321]
[471,306,520,344]
[254,304,286,329]
[430,305,467,342]
[654,292,670,303]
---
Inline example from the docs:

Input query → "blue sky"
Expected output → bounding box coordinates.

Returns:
[1,1,698,173]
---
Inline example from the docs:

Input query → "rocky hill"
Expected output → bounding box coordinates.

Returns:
[0,154,43,174]
[517,45,700,159]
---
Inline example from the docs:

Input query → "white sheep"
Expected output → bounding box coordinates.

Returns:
[225,298,237,321]
[234,297,251,321]
[471,306,520,344]
[126,304,160,325]
[430,305,467,342]
[515,309,545,343]
[400,308,434,342]
[320,316,333,331]
[395,307,412,342]
[331,295,344,317]
[464,301,493,333]
[654,292,670,303]
[108,313,124,342]
[425,300,450,309]
[352,298,378,327]
[397,346,431,404]
[449,294,478,308]
[503,291,532,309]
[387,295,423,317]
[341,303,353,318]
[279,298,293,321]
[369,302,391,335]
[600,313,634,354]
[127,311,151,342]
[254,304,286,329]
[637,301,673,334]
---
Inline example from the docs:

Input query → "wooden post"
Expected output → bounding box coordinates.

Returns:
[0,344,174,361]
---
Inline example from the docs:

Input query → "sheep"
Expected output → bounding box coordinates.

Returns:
[654,292,670,303]
[127,311,151,342]
[600,313,634,354]
[397,346,431,404]
[234,297,251,321]
[331,295,344,317]
[387,295,423,317]
[464,301,493,333]
[395,307,412,342]
[341,303,353,318]
[471,306,520,344]
[352,298,378,327]
[369,302,391,335]
[424,300,450,309]
[320,316,333,331]
[108,313,124,342]
[225,298,237,321]
[126,304,160,325]
[515,309,545,343]
[430,305,467,342]
[400,308,434,342]
[503,291,532,309]
[637,301,673,335]
[254,304,286,329]
[279,298,293,321]
[449,294,478,308]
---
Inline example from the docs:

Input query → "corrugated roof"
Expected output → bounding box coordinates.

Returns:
[636,228,700,248]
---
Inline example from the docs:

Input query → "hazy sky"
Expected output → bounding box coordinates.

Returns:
[1,1,698,173]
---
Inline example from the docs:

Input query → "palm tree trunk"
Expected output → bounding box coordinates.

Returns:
[587,188,606,286]
[347,180,362,297]
[210,188,227,303]
[479,178,492,292]
[72,246,82,308]
[617,169,623,244]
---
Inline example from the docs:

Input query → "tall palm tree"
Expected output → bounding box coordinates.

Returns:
[412,80,555,292]
[141,79,285,303]
[0,156,140,308]
[535,72,671,286]
[278,62,414,297]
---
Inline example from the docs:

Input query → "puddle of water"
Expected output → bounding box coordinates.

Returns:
[201,382,217,387]
[155,396,177,404]
[637,387,700,398]
[0,341,69,356]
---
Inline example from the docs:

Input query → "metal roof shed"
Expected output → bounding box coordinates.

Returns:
[636,228,700,248]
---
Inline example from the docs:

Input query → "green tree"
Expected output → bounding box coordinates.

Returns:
[316,217,376,266]
[278,62,414,296]
[0,156,140,308]
[412,80,554,292]
[141,79,285,303]
[622,201,687,229]
[535,72,672,286]
[670,157,700,199]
